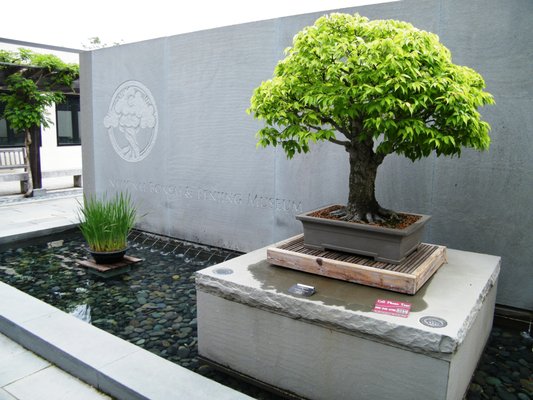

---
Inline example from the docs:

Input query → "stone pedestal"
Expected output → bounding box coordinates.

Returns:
[196,244,500,400]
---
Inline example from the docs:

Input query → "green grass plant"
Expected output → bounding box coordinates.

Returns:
[78,192,137,252]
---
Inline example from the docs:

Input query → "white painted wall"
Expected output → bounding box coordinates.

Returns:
[39,106,82,172]
[0,104,82,196]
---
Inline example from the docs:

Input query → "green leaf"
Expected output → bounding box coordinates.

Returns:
[0,48,79,134]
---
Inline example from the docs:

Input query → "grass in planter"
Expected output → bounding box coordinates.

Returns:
[78,192,137,252]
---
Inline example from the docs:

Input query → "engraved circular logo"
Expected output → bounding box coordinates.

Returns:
[104,81,158,162]
[420,316,448,328]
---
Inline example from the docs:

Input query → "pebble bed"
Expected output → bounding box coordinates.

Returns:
[0,230,531,400]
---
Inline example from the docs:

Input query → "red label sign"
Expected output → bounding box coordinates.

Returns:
[373,299,412,318]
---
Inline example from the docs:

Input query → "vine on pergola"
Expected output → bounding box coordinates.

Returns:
[0,48,79,196]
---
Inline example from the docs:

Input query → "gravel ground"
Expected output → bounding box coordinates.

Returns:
[467,326,533,400]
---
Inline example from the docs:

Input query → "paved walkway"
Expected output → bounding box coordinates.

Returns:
[0,190,112,400]
[0,333,111,400]
[0,189,82,246]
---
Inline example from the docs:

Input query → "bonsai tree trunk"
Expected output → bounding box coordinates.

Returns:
[23,128,34,197]
[343,140,392,223]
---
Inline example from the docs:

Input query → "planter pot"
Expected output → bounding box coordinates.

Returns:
[88,248,127,264]
[296,205,431,264]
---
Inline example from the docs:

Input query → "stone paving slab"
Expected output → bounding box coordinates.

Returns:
[0,333,110,400]
[4,364,112,400]
[0,388,16,400]
[0,334,50,387]
[0,194,82,245]
[0,178,79,198]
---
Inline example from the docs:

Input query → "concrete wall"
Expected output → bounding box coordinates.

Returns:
[80,0,533,309]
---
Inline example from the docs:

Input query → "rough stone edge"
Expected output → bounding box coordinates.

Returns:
[196,258,500,357]
[453,260,501,348]
[196,272,455,356]
[0,282,253,400]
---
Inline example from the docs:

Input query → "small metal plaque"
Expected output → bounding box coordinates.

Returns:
[213,268,234,275]
[420,316,448,328]
[288,283,316,297]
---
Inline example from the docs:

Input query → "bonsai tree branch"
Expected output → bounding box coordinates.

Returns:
[328,137,351,147]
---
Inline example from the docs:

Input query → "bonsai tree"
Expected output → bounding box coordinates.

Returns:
[249,13,494,224]
[0,49,79,196]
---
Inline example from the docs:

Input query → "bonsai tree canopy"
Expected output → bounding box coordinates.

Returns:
[249,13,494,223]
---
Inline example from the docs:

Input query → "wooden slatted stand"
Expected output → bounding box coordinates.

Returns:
[76,256,142,278]
[267,235,447,294]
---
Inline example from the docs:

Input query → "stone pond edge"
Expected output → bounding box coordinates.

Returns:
[0,281,253,400]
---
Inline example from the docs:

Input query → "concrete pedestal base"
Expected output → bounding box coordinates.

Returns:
[196,244,500,400]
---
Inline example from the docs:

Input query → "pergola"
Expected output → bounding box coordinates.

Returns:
[0,38,81,193]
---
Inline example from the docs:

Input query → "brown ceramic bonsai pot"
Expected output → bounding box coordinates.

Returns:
[296,205,431,264]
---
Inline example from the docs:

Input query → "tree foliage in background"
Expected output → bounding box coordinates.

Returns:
[82,36,124,49]
[249,13,494,223]
[0,48,79,196]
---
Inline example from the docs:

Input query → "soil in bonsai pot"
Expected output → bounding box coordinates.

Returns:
[309,205,422,230]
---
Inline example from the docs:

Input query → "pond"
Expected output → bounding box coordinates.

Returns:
[0,230,530,400]
[0,229,284,400]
